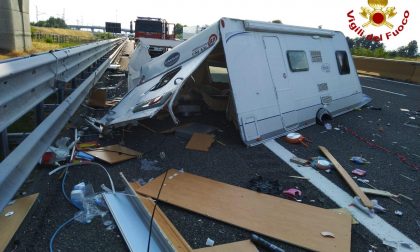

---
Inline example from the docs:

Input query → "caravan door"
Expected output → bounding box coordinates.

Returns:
[262,36,298,130]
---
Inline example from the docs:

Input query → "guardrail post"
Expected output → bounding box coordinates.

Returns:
[57,82,65,103]
[35,102,44,125]
[0,129,9,158]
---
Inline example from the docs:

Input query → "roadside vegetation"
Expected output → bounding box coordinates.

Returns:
[0,17,116,60]
[347,36,419,61]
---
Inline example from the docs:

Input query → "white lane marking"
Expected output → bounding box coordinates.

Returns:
[362,85,407,97]
[360,75,420,87]
[264,140,419,252]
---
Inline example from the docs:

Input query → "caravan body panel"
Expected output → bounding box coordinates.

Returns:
[98,18,370,146]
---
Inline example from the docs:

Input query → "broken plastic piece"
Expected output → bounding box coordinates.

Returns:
[251,234,285,252]
[371,199,386,213]
[310,157,333,170]
[4,211,14,217]
[324,123,332,130]
[394,210,403,216]
[352,196,375,217]
[140,159,161,171]
[352,169,367,176]
[206,238,215,247]
[350,156,370,164]
[282,188,302,202]
[320,231,335,238]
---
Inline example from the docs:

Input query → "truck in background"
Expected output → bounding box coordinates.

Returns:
[134,17,176,57]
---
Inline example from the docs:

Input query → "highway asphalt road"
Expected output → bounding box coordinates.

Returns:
[6,75,419,252]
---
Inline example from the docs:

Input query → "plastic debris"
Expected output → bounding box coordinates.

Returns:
[71,183,107,223]
[394,210,403,216]
[282,188,302,202]
[324,123,332,130]
[75,151,95,161]
[350,156,370,164]
[248,176,280,195]
[140,159,162,171]
[159,152,166,160]
[352,196,374,217]
[320,231,335,238]
[310,157,333,170]
[357,178,370,183]
[400,108,410,112]
[352,169,367,176]
[205,238,215,247]
[5,211,14,217]
[383,239,414,249]
[371,199,386,213]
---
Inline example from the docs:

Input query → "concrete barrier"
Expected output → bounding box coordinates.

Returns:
[353,56,420,84]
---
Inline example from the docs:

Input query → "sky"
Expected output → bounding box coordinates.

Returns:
[30,0,419,50]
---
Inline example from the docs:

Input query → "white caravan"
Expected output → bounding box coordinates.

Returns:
[94,18,371,146]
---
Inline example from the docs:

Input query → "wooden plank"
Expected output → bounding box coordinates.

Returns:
[360,187,397,198]
[185,133,215,152]
[193,240,258,252]
[135,169,352,252]
[0,193,39,251]
[86,144,141,164]
[319,146,374,209]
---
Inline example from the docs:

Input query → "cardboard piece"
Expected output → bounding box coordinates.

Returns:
[135,169,352,252]
[86,88,120,108]
[194,240,257,252]
[0,193,39,251]
[360,187,397,198]
[319,146,374,209]
[186,133,215,152]
[86,144,141,164]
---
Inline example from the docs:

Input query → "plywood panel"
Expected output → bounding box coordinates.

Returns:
[185,133,215,152]
[133,186,192,252]
[135,169,352,252]
[193,240,258,252]
[86,145,141,164]
[0,193,39,251]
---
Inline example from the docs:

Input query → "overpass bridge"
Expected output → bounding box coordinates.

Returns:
[68,24,131,33]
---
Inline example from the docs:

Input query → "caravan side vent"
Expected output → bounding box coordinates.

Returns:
[318,83,328,92]
[310,51,322,62]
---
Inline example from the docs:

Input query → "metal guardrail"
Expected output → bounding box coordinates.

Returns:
[0,38,126,211]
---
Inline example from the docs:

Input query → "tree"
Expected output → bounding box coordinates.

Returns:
[272,20,282,24]
[34,17,67,28]
[407,40,418,57]
[174,23,184,37]
[346,37,355,49]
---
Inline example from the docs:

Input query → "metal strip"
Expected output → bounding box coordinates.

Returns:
[103,191,175,252]
[264,140,419,252]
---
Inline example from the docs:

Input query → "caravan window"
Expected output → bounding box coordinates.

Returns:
[335,51,350,75]
[287,51,309,72]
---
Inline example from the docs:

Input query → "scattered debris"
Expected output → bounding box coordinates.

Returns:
[394,210,403,216]
[206,238,215,247]
[282,188,302,202]
[4,211,14,217]
[285,133,310,147]
[140,159,162,171]
[350,156,370,164]
[397,194,413,201]
[185,133,215,152]
[310,157,333,170]
[383,239,414,250]
[86,144,141,164]
[290,156,310,166]
[367,106,382,111]
[320,231,335,238]
[159,152,166,160]
[352,196,374,217]
[324,123,332,130]
[360,187,397,198]
[352,169,367,176]
[399,174,416,182]
[371,199,386,213]
[400,108,410,112]
[251,234,285,252]
[74,151,95,161]
[357,178,370,184]
[289,176,310,180]
[248,176,280,195]
[42,137,75,164]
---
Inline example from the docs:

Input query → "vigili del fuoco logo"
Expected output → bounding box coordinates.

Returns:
[347,0,410,42]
